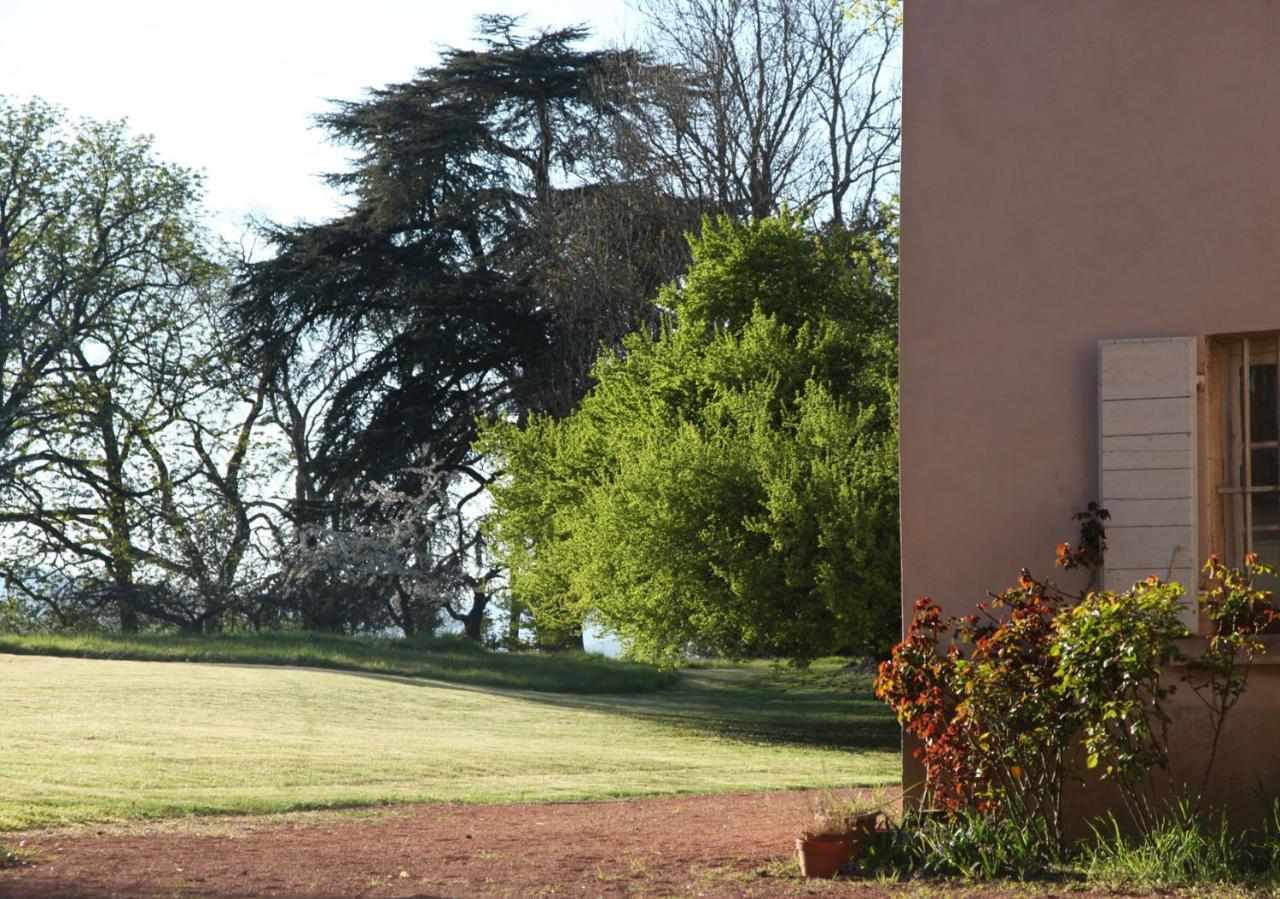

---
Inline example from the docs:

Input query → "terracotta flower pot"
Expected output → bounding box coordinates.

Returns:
[796,832,854,878]
[796,811,885,878]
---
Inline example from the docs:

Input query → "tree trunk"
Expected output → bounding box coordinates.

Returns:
[99,391,140,633]
[202,608,224,635]
[462,589,489,642]
[117,599,139,633]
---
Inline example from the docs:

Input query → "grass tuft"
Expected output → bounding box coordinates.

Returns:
[1079,801,1261,890]
[860,799,1280,893]
[0,844,35,868]
[863,807,1060,882]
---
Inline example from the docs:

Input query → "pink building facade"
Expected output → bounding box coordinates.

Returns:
[902,0,1280,817]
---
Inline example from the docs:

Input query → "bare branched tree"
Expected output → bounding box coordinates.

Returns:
[0,99,285,631]
[532,180,702,417]
[282,465,498,639]
[625,0,900,225]
[0,99,209,496]
[806,0,901,226]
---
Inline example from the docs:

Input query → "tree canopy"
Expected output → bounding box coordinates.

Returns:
[228,17,709,643]
[233,17,689,492]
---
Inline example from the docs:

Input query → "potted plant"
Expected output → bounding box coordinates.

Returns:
[795,790,884,878]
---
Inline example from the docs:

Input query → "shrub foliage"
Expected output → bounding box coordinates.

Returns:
[876,507,1278,846]
[480,213,900,663]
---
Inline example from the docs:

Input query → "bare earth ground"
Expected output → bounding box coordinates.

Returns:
[0,790,1109,899]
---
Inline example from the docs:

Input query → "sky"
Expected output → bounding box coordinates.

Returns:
[0,1,639,238]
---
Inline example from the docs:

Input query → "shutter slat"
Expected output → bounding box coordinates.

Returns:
[1101,468,1194,500]
[1102,433,1192,453]
[1102,498,1194,527]
[1101,339,1198,400]
[1101,450,1194,471]
[1101,398,1193,436]
[1107,526,1195,569]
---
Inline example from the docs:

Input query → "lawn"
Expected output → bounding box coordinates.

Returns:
[0,649,898,831]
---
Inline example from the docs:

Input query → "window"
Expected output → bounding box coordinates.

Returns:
[1099,333,1280,634]
[1218,335,1280,572]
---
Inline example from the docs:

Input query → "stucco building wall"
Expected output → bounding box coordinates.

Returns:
[901,0,1280,815]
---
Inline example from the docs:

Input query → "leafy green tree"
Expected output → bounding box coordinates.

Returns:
[0,98,244,631]
[0,98,207,490]
[480,212,899,663]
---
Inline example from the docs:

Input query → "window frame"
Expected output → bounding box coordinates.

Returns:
[1206,333,1280,579]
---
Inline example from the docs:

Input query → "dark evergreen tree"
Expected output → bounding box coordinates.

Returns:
[235,16,685,490]
[233,17,695,637]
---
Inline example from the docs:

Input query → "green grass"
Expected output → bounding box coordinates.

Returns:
[0,630,675,694]
[854,800,1280,895]
[0,652,898,831]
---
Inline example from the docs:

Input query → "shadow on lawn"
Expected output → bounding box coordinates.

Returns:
[530,664,902,751]
[6,630,900,752]
[339,661,900,752]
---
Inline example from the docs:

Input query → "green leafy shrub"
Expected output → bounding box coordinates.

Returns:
[951,576,1082,837]
[876,507,1280,837]
[480,212,899,664]
[882,576,1189,838]
[1055,553,1279,825]
[1053,577,1187,829]
[875,504,1280,883]
[875,506,1129,838]
[1186,553,1280,797]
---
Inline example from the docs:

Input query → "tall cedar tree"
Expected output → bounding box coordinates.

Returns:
[232,17,670,502]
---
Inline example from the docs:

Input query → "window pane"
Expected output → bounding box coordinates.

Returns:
[1253,448,1279,486]
[1254,492,1280,529]
[1251,363,1278,443]
[1252,531,1280,592]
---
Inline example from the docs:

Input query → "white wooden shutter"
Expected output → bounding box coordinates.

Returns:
[1099,337,1198,630]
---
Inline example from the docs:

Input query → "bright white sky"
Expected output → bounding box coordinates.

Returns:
[0,1,638,237]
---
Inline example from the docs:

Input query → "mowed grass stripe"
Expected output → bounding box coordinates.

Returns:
[0,655,897,831]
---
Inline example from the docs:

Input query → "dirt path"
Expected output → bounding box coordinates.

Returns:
[0,790,912,898]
